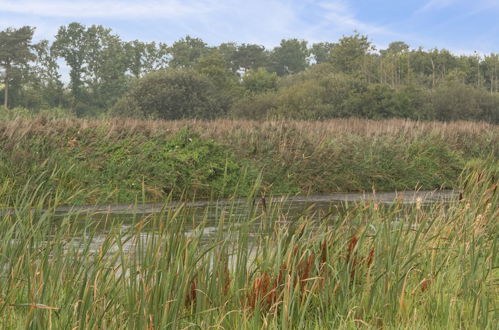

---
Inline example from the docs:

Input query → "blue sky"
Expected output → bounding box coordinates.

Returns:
[1,0,498,54]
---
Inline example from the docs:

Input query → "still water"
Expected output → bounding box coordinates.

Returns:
[46,190,458,253]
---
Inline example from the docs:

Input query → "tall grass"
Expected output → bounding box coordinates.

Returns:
[0,162,496,328]
[1,117,498,206]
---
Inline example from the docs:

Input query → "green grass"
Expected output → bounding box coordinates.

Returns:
[1,117,498,206]
[0,162,497,328]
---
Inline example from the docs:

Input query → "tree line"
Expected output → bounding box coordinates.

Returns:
[1,23,498,122]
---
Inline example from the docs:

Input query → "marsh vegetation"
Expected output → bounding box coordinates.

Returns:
[0,161,496,328]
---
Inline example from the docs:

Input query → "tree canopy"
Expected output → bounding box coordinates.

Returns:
[0,26,35,109]
[1,23,498,123]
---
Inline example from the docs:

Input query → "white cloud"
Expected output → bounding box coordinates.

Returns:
[0,0,213,19]
[0,0,394,42]
[417,0,458,12]
[318,1,392,36]
[416,0,499,13]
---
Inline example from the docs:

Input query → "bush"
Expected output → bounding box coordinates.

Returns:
[342,84,434,119]
[242,68,278,94]
[0,106,74,121]
[432,81,499,122]
[111,69,227,119]
[232,73,367,120]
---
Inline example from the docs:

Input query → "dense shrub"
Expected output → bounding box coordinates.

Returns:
[110,69,227,119]
[342,84,434,119]
[231,73,365,119]
[242,68,278,94]
[432,81,499,123]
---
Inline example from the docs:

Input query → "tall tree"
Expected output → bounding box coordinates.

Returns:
[311,42,334,64]
[24,39,64,108]
[124,41,169,78]
[233,44,269,73]
[169,36,210,68]
[329,33,374,76]
[53,23,131,114]
[270,39,309,76]
[52,23,89,108]
[482,54,499,93]
[379,41,410,88]
[0,26,35,109]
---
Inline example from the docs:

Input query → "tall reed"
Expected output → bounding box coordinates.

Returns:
[0,162,496,328]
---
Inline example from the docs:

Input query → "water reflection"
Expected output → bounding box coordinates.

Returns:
[48,190,458,254]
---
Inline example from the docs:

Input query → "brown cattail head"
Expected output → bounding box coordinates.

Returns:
[367,248,375,268]
[248,272,271,310]
[346,236,358,263]
[420,278,432,292]
[298,254,315,285]
[185,277,197,306]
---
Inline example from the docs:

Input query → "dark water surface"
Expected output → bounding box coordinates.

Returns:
[1,190,459,254]
[48,190,459,252]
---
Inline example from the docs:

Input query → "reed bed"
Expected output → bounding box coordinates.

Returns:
[1,117,498,206]
[2,117,497,145]
[0,162,496,328]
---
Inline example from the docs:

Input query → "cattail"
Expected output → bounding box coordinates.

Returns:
[411,278,433,295]
[185,277,197,306]
[298,254,315,286]
[248,272,271,310]
[367,248,375,268]
[320,239,328,266]
[347,236,359,281]
[346,236,358,263]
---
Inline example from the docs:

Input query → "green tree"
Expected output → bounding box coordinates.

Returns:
[234,44,269,73]
[270,39,309,76]
[311,42,334,64]
[195,51,241,109]
[481,54,499,93]
[242,67,278,94]
[196,51,237,90]
[111,69,226,119]
[52,23,88,109]
[0,26,35,109]
[20,39,65,109]
[53,23,131,114]
[329,33,374,76]
[379,41,410,88]
[124,40,169,78]
[169,36,211,68]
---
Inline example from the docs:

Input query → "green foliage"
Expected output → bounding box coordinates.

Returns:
[169,35,211,68]
[111,69,227,119]
[0,26,35,109]
[269,39,309,76]
[1,23,499,122]
[1,118,496,206]
[71,128,256,201]
[0,163,497,328]
[343,84,434,119]
[329,33,374,74]
[242,68,278,94]
[0,106,74,121]
[0,124,258,204]
[51,23,131,116]
[233,73,366,119]
[311,42,335,64]
[432,80,499,122]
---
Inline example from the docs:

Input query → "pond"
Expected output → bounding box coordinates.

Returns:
[43,190,459,254]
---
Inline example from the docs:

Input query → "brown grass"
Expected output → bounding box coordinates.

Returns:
[1,117,497,142]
